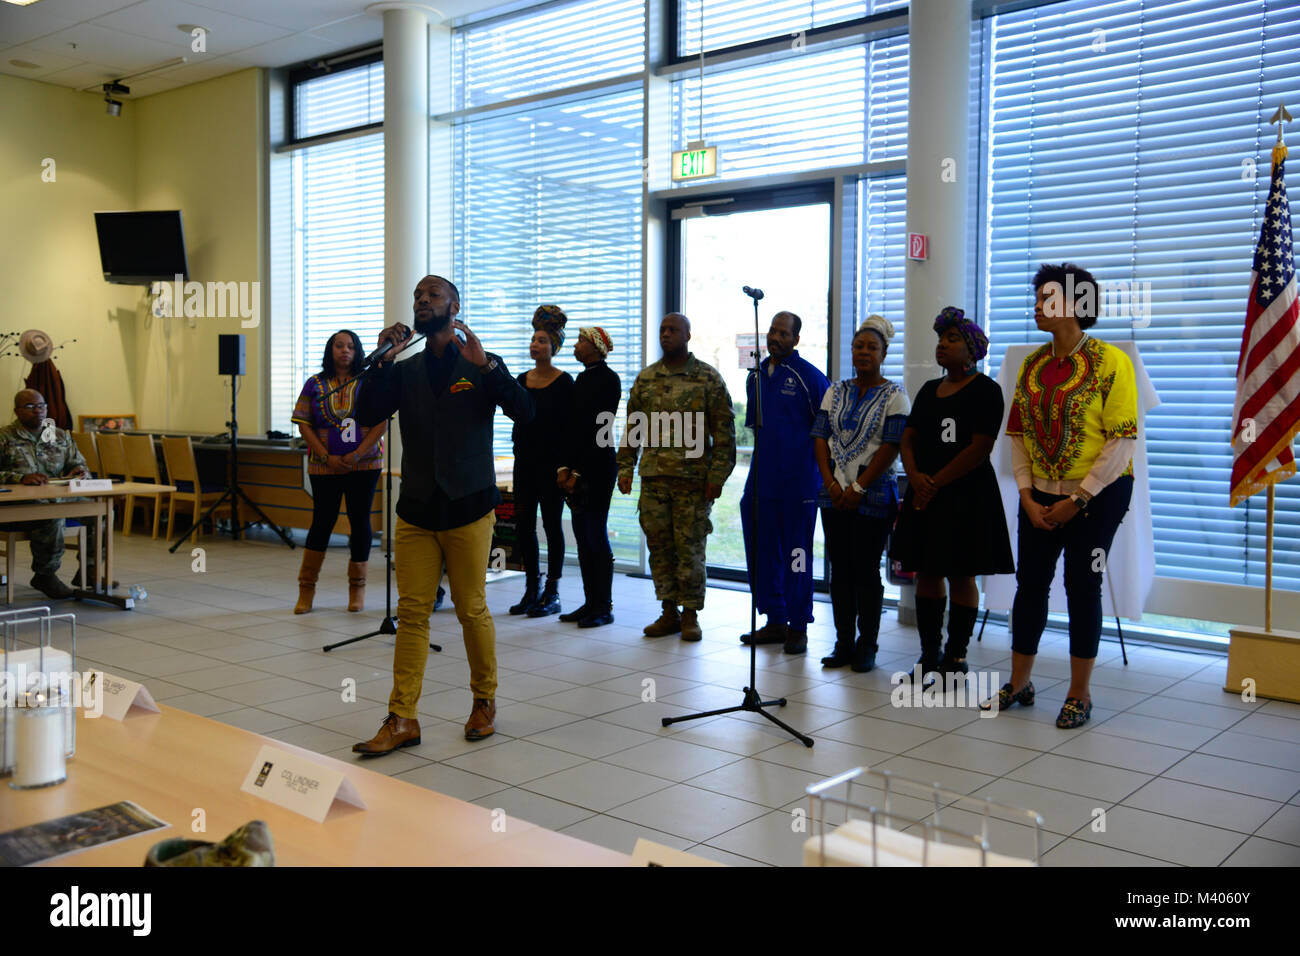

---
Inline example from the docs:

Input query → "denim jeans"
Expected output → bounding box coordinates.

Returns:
[1011,475,1133,659]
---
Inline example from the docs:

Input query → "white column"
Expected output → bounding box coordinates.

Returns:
[899,0,971,623]
[369,3,436,326]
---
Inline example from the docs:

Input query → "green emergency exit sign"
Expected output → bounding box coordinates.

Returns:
[672,145,718,181]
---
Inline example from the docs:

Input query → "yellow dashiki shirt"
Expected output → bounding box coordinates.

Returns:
[1006,337,1138,482]
[291,374,384,476]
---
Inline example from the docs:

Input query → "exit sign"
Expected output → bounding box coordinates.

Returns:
[672,145,718,181]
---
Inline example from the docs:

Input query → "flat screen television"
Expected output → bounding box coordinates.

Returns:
[94,210,189,285]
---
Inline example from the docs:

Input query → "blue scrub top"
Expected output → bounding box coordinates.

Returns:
[744,349,831,502]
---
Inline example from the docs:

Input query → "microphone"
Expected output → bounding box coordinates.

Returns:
[743,286,765,301]
[362,328,412,368]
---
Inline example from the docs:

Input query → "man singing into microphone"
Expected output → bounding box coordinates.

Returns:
[352,275,534,751]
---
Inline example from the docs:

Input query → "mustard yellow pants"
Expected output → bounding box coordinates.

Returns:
[388,512,497,718]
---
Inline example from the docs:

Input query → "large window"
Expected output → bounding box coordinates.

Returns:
[272,63,386,434]
[451,6,646,564]
[675,0,907,56]
[981,0,1300,590]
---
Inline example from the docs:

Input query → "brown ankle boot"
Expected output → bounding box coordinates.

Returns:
[464,698,496,741]
[352,713,421,754]
[294,549,326,614]
[347,560,367,612]
[643,601,681,638]
[680,609,702,642]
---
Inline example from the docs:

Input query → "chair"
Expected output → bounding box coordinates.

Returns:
[91,432,129,533]
[160,436,226,543]
[0,524,87,603]
[123,434,168,539]
[72,431,100,477]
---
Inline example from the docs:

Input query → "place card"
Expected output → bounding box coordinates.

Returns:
[240,744,366,822]
[631,838,725,867]
[82,671,160,721]
[69,479,113,492]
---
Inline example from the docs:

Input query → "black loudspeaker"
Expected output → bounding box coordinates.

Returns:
[219,334,246,376]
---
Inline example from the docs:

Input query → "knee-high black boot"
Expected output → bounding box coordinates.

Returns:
[912,595,946,683]
[942,603,978,675]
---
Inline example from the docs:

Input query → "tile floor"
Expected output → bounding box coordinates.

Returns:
[13,529,1300,867]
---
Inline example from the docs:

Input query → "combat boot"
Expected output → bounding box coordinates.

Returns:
[643,600,681,637]
[680,609,702,642]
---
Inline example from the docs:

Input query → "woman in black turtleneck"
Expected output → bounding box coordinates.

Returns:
[557,327,621,627]
[509,306,574,618]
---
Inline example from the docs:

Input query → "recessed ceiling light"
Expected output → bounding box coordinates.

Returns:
[2,1,45,7]
[177,23,208,34]
[8,59,40,69]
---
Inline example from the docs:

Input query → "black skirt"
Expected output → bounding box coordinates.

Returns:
[890,467,1015,577]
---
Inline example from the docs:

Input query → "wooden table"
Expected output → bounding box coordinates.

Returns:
[0,482,175,610]
[2,705,629,866]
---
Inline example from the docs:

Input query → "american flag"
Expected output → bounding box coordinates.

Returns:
[1230,153,1300,507]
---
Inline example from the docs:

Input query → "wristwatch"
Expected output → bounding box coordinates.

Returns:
[1069,491,1091,511]
[481,358,499,373]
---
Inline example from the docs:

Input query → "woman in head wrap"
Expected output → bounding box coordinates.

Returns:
[509,305,575,618]
[556,326,621,627]
[812,315,911,672]
[892,307,1014,684]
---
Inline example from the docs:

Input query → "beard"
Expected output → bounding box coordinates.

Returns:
[414,306,452,336]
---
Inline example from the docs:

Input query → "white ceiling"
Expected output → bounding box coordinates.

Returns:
[0,0,500,97]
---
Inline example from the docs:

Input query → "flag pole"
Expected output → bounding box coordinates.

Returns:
[1266,484,1274,633]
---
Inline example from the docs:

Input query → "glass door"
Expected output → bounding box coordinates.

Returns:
[669,184,833,581]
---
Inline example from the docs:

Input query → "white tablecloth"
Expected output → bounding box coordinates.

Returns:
[983,340,1160,622]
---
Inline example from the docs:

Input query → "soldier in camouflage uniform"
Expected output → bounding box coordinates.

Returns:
[617,313,735,640]
[0,389,94,599]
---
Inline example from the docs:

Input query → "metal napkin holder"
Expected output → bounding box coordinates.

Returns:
[805,766,1046,866]
[1,606,78,775]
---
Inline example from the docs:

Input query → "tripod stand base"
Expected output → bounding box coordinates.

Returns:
[661,687,814,748]
[322,615,441,654]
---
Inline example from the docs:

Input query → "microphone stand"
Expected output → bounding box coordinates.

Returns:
[321,335,440,654]
[660,289,814,747]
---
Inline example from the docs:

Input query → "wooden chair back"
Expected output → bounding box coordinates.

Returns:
[95,432,128,480]
[160,436,199,488]
[124,434,161,483]
[72,431,100,476]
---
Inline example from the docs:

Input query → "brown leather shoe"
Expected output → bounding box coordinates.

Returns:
[352,712,420,755]
[465,698,495,741]
[643,601,681,638]
[680,609,702,642]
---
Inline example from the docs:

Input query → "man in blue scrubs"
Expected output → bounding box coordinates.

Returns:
[739,311,831,654]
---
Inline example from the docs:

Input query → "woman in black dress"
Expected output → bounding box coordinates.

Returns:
[557,327,621,627]
[510,306,575,617]
[893,307,1014,681]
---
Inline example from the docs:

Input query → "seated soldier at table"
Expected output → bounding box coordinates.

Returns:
[0,389,95,599]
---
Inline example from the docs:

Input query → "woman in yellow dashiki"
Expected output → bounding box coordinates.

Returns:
[987,264,1138,729]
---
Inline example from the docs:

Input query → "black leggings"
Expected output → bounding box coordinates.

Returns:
[514,465,565,581]
[306,470,381,561]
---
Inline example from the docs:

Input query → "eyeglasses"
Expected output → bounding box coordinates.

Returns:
[18,403,47,410]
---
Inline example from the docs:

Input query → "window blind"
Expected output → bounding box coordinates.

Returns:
[858,174,909,383]
[294,61,383,139]
[676,0,907,56]
[670,36,909,182]
[452,0,644,110]
[274,65,388,433]
[982,0,1300,589]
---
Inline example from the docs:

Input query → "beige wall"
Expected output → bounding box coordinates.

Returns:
[0,68,265,435]
[0,73,139,424]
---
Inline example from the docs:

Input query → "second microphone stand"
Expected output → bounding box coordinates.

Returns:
[660,289,814,748]
[322,341,440,655]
